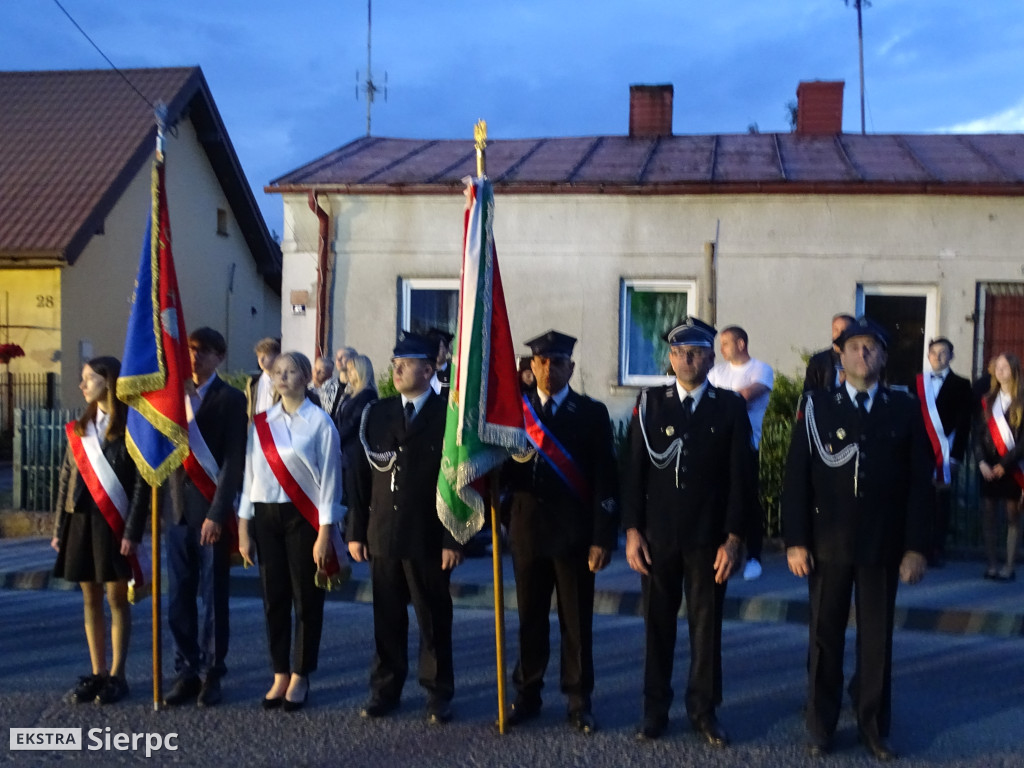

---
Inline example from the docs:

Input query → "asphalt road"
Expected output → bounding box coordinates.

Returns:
[2,590,1022,767]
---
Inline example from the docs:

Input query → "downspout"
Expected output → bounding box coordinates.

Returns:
[308,191,332,359]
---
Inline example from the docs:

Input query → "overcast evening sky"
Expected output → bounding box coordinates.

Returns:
[4,1,1024,238]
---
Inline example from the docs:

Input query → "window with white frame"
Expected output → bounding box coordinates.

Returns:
[399,277,459,337]
[620,279,697,385]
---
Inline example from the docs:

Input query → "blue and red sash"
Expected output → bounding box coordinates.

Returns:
[521,395,590,502]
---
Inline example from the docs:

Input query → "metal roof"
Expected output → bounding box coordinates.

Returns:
[269,132,1024,196]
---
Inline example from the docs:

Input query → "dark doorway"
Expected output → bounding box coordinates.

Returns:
[863,294,926,388]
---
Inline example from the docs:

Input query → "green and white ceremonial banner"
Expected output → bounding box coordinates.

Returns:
[436,177,529,543]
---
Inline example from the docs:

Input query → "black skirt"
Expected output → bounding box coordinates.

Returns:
[980,472,1023,501]
[53,501,133,584]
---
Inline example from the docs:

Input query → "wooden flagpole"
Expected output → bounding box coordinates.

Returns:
[476,120,509,734]
[151,484,162,710]
[151,104,167,712]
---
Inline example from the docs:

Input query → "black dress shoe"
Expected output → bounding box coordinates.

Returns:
[691,713,729,748]
[426,699,452,725]
[71,674,106,704]
[504,700,541,727]
[261,695,283,710]
[806,735,832,758]
[635,714,668,740]
[860,731,898,761]
[163,675,202,707]
[283,678,310,713]
[360,698,399,718]
[568,709,596,734]
[94,676,129,705]
[197,676,222,708]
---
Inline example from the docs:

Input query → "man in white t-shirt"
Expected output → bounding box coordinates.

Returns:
[708,325,774,580]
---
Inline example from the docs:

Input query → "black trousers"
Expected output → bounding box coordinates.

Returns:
[252,502,325,676]
[806,561,898,741]
[511,548,595,712]
[369,555,454,704]
[166,520,231,679]
[642,545,725,721]
[932,477,955,558]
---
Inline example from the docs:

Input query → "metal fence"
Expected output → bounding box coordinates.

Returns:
[12,407,76,513]
[1,373,61,456]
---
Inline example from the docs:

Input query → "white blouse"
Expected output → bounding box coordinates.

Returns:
[238,399,343,525]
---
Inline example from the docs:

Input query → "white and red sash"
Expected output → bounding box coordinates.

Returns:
[521,395,591,502]
[987,396,1024,491]
[65,421,148,590]
[916,373,951,483]
[253,411,345,580]
[183,394,219,503]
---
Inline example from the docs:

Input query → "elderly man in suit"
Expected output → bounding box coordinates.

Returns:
[502,330,619,734]
[624,316,756,747]
[917,337,975,566]
[164,327,247,707]
[783,316,933,760]
[348,332,463,725]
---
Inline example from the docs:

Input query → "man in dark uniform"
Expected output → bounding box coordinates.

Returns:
[803,314,854,392]
[623,316,755,747]
[348,332,464,725]
[919,337,975,565]
[428,328,454,399]
[783,316,933,760]
[164,327,247,707]
[502,330,619,734]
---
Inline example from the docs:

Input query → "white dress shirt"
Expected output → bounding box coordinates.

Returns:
[845,381,879,412]
[238,399,343,525]
[536,385,569,415]
[254,371,275,415]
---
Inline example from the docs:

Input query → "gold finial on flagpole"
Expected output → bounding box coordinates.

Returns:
[474,119,487,178]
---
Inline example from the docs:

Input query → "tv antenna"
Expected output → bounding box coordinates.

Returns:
[355,0,387,137]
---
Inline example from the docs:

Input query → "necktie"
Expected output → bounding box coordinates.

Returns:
[541,398,555,422]
[681,395,693,421]
[404,401,416,428]
[855,390,869,416]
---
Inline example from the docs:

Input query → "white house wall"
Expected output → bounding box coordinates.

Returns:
[61,119,278,404]
[279,191,1024,420]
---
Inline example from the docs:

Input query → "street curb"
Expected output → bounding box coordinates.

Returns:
[4,569,1023,640]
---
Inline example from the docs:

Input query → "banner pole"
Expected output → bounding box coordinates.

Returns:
[151,483,162,710]
[489,470,508,734]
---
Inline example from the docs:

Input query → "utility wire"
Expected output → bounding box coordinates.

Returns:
[51,0,159,114]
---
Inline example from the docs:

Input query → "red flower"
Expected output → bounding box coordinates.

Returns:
[0,343,25,365]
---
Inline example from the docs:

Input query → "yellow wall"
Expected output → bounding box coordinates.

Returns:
[0,268,61,374]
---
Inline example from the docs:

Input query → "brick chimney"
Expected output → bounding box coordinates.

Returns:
[796,81,844,135]
[629,84,674,138]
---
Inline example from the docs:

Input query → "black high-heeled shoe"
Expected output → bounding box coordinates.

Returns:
[283,679,309,713]
[262,695,283,710]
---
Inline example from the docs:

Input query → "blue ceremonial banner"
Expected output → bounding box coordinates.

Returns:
[116,161,190,487]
